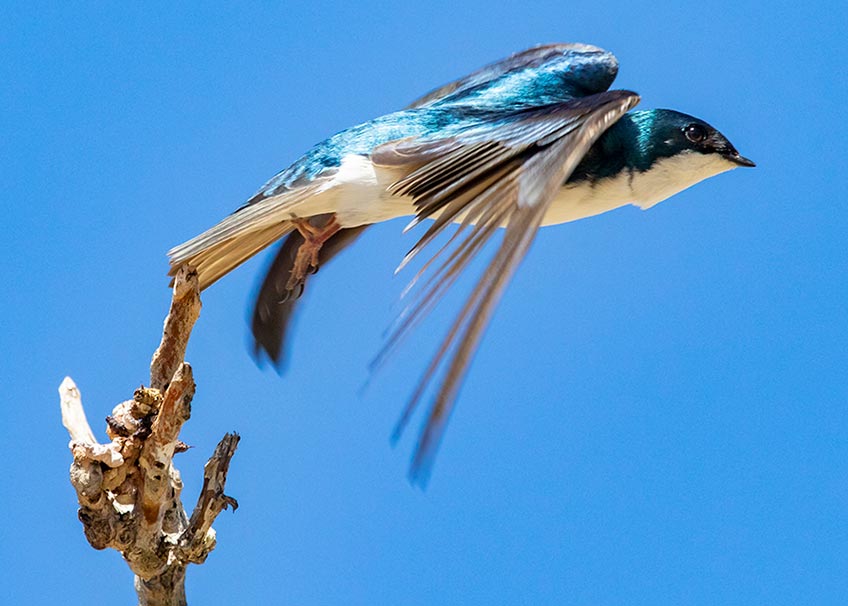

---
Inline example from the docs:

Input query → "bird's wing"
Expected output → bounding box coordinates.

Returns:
[251,224,368,368]
[407,43,619,110]
[372,90,640,485]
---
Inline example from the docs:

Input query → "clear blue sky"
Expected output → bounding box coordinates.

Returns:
[2,2,846,604]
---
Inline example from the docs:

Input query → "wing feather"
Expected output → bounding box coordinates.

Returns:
[374,90,640,485]
[406,43,619,109]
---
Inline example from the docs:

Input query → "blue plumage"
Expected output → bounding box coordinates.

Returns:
[256,110,440,197]
[254,43,622,200]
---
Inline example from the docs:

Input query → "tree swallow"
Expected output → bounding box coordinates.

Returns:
[169,43,754,485]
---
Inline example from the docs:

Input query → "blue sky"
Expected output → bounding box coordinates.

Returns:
[2,2,846,604]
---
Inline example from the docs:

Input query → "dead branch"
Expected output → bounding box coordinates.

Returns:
[150,271,202,391]
[60,267,239,606]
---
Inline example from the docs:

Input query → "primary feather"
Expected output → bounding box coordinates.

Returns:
[374,90,639,483]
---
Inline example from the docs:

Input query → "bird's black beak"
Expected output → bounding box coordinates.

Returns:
[720,144,756,167]
[728,153,756,168]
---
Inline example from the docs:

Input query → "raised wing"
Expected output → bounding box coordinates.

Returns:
[373,90,640,485]
[407,43,619,110]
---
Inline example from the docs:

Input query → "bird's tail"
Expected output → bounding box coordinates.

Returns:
[168,183,327,290]
[168,218,294,291]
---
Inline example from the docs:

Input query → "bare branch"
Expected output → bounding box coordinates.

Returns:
[150,267,201,391]
[61,266,239,605]
[180,432,241,564]
[135,567,188,606]
[138,364,195,534]
[60,376,96,445]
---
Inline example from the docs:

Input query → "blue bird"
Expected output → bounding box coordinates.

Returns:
[169,43,754,485]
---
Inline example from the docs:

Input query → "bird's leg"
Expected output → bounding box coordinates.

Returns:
[286,215,342,291]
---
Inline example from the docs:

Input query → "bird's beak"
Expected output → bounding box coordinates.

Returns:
[720,146,756,168]
[717,139,755,167]
[728,153,756,168]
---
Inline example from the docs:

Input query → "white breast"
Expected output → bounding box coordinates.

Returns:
[544,150,739,226]
[629,151,738,211]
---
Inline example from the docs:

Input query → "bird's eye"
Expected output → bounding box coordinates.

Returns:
[684,124,707,144]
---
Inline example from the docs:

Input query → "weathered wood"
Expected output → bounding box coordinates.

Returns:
[150,268,202,391]
[60,266,238,605]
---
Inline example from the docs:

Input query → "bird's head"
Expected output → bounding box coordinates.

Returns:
[633,109,755,169]
[609,109,755,209]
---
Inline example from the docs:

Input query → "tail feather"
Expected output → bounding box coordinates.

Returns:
[168,181,329,290]
[178,222,294,290]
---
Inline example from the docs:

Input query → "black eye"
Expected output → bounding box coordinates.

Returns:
[684,124,707,144]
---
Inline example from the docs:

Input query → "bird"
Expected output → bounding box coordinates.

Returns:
[168,43,754,485]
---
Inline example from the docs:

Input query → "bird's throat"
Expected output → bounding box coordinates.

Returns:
[542,151,737,226]
[629,150,738,209]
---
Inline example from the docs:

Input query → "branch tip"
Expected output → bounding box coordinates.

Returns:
[60,376,96,445]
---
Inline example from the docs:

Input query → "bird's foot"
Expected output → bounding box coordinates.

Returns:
[286,215,342,291]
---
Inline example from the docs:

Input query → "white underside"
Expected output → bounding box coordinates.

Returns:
[277,151,739,229]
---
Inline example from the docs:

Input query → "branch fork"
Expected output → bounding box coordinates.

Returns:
[60,267,239,606]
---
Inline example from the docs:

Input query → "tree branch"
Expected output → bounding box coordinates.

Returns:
[180,433,240,565]
[60,266,239,606]
[150,270,202,391]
